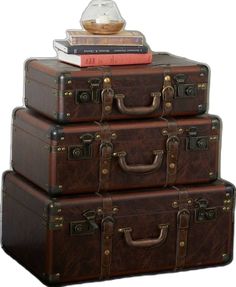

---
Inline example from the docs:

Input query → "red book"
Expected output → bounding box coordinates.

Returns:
[56,50,152,67]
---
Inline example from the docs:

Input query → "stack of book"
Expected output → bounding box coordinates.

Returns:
[54,30,152,67]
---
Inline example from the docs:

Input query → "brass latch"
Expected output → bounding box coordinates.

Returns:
[68,133,94,160]
[70,210,99,236]
[195,199,217,223]
[186,127,209,151]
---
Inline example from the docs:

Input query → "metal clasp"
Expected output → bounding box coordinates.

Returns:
[68,133,94,160]
[195,199,217,223]
[174,74,197,97]
[186,127,209,151]
[70,210,99,236]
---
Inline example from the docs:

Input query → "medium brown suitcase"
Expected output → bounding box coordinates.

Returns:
[2,172,234,286]
[25,52,209,123]
[12,108,221,196]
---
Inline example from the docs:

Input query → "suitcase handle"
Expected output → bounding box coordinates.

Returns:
[114,150,163,173]
[114,92,161,115]
[118,224,169,248]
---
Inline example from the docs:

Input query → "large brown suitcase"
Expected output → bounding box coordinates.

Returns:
[2,172,234,286]
[12,108,221,196]
[25,52,209,123]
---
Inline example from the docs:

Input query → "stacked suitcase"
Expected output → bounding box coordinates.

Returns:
[2,52,235,286]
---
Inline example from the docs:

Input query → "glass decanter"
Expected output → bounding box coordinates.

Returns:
[81,0,126,34]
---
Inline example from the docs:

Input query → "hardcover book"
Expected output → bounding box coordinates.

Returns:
[66,30,145,46]
[54,40,149,54]
[56,49,152,67]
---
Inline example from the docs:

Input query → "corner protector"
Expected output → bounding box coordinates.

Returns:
[222,253,233,266]
[199,64,210,76]
[224,182,236,197]
[211,116,222,130]
[12,107,24,120]
[42,273,61,284]
[49,125,64,141]
[48,185,63,196]
[53,112,69,124]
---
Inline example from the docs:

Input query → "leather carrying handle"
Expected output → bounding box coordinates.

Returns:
[115,150,163,174]
[114,92,161,115]
[119,224,169,248]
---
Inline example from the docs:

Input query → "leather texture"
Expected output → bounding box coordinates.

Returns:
[24,53,209,123]
[2,172,235,286]
[12,109,221,196]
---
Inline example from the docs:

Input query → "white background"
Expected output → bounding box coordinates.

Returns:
[0,0,236,286]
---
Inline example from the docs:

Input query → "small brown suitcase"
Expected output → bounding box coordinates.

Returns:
[12,108,221,196]
[2,172,234,286]
[25,52,209,123]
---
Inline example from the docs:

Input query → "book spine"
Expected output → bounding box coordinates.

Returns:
[80,53,153,67]
[69,36,144,46]
[69,46,149,54]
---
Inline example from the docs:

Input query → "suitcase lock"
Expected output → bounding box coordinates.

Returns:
[70,210,99,236]
[175,74,197,97]
[186,127,209,151]
[195,199,217,223]
[68,133,94,160]
[76,79,102,104]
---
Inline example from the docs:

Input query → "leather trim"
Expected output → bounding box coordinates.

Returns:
[100,195,114,280]
[175,189,190,270]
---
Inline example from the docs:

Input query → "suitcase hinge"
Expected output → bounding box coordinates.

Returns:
[47,202,64,230]
[195,199,217,222]
[186,127,209,151]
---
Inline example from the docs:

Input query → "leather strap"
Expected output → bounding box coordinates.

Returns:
[175,189,190,270]
[162,68,175,116]
[100,195,114,280]
[165,119,179,186]
[98,123,113,192]
[101,70,114,121]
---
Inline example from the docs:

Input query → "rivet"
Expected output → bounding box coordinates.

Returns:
[113,207,119,213]
[96,134,101,140]
[60,137,65,140]
[104,250,110,256]
[102,169,109,175]
[188,200,192,205]
[172,201,178,208]
[62,147,66,151]
[57,148,62,151]
[66,113,71,117]
[224,200,228,204]
[169,163,176,169]
[198,104,203,110]
[226,207,230,211]
[178,128,183,133]
[113,152,118,157]
[165,75,171,81]
[104,77,111,84]
[105,106,111,112]
[64,92,69,96]
[97,208,103,215]
[111,133,117,139]
[226,193,230,197]
[59,185,63,189]
[69,92,73,96]
[227,200,231,204]
[165,102,172,108]
[162,129,168,135]
[67,80,72,84]
[179,241,185,247]
[223,207,227,211]
[171,154,175,159]
[118,228,123,233]
[222,254,230,261]
[209,172,214,177]
[57,209,62,213]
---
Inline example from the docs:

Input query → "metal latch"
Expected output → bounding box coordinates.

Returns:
[174,74,197,97]
[195,199,217,223]
[68,133,94,160]
[70,210,99,236]
[76,78,101,104]
[186,127,209,151]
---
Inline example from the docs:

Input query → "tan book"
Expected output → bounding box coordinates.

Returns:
[66,30,145,46]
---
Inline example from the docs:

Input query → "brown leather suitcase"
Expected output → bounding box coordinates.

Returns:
[25,52,209,123]
[12,108,221,196]
[2,172,234,286]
